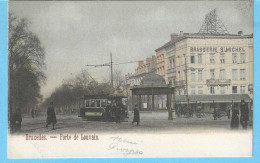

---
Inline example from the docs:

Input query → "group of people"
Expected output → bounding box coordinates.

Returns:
[10,102,57,133]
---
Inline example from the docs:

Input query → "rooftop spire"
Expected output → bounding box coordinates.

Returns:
[199,9,229,34]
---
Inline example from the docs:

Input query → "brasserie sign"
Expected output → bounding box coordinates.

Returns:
[190,47,245,53]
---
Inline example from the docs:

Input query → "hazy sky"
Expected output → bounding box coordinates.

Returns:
[9,1,253,99]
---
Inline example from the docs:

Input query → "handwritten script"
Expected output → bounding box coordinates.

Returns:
[107,136,143,156]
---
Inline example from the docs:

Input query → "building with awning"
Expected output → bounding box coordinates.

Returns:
[175,94,251,103]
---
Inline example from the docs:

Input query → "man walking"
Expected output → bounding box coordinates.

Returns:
[132,105,140,126]
[11,108,22,133]
[46,102,57,130]
[240,100,249,129]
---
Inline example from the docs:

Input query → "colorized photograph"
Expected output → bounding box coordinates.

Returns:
[8,0,253,158]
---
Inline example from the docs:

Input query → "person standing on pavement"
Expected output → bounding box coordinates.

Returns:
[11,108,22,133]
[213,107,217,120]
[231,103,239,129]
[240,100,249,129]
[132,105,140,126]
[46,102,57,130]
[31,108,34,118]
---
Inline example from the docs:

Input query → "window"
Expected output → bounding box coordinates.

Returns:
[210,53,215,63]
[190,53,195,64]
[90,99,95,107]
[198,53,202,64]
[168,59,171,68]
[101,99,107,107]
[198,86,203,94]
[198,70,203,81]
[191,86,196,95]
[210,86,215,94]
[172,58,175,67]
[240,69,246,80]
[220,86,226,94]
[232,86,237,94]
[96,100,101,107]
[184,89,187,95]
[240,86,246,94]
[85,100,90,107]
[240,53,245,63]
[220,53,225,64]
[220,69,225,80]
[191,70,196,81]
[232,53,237,63]
[232,69,238,80]
[178,71,180,81]
[210,69,215,80]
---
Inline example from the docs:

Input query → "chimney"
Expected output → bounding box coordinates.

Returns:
[138,61,144,67]
[238,31,243,35]
[146,57,152,64]
[171,33,179,41]
[180,31,183,37]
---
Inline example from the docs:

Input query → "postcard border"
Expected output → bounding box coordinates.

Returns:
[0,0,260,162]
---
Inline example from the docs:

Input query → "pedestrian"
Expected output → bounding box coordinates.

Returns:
[115,102,121,123]
[231,103,239,129]
[11,108,22,133]
[227,105,231,119]
[213,107,217,120]
[240,100,249,129]
[132,105,140,126]
[46,102,57,130]
[31,108,34,118]
[105,105,111,122]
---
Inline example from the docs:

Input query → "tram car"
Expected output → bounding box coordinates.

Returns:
[78,94,128,122]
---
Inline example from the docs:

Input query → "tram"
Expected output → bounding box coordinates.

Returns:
[78,94,128,121]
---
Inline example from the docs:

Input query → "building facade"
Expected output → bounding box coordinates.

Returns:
[155,47,168,83]
[171,32,253,99]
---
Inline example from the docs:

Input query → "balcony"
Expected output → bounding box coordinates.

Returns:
[174,80,186,87]
[206,79,231,85]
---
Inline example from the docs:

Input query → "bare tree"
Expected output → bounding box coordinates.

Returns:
[8,13,46,117]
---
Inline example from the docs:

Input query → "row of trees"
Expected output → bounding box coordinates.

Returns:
[8,13,46,115]
[8,13,126,115]
[41,70,126,113]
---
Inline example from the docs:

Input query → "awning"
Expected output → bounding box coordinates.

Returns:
[175,94,252,103]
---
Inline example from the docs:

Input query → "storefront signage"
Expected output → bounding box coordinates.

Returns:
[190,47,245,53]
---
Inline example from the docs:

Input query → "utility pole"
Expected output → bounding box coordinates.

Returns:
[86,53,114,88]
[184,54,189,116]
[110,53,113,88]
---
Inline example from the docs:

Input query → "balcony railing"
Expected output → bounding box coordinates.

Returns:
[174,80,186,86]
[206,79,231,85]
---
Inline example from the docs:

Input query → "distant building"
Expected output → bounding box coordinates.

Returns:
[155,46,167,84]
[130,55,156,86]
[124,56,157,110]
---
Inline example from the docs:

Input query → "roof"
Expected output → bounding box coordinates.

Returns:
[175,94,252,103]
[140,73,167,87]
[155,33,253,52]
[82,94,127,99]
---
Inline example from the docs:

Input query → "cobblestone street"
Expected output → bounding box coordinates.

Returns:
[11,111,252,135]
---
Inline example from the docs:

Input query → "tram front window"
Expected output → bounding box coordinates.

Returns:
[90,100,95,107]
[96,100,101,107]
[85,100,90,107]
[101,99,106,107]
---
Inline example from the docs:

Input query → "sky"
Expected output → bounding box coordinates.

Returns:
[9,1,253,99]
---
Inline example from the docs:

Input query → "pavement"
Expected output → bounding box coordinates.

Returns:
[10,111,252,135]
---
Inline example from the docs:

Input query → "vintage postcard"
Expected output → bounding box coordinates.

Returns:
[7,0,253,158]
